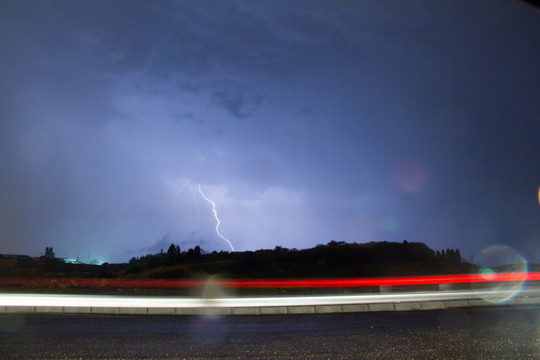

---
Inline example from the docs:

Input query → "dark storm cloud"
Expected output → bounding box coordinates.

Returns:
[212,85,263,119]
[1,0,539,263]
[174,112,205,128]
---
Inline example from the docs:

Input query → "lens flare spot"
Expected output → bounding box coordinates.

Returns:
[473,245,528,304]
[381,216,399,233]
[197,274,235,321]
[392,159,431,194]
[537,185,540,206]
[479,267,497,281]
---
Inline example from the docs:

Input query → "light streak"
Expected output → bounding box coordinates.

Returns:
[198,184,235,251]
[2,272,539,288]
[1,288,539,309]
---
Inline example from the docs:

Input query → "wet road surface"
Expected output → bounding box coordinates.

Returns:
[1,306,539,359]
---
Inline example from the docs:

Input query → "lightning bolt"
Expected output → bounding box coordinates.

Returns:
[198,184,235,252]
[174,181,199,214]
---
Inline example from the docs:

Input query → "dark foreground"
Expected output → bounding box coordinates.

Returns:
[1,306,539,359]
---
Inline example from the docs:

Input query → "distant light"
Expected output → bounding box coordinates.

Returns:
[537,185,540,206]
[89,259,106,265]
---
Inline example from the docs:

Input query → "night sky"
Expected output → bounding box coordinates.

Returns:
[1,1,539,264]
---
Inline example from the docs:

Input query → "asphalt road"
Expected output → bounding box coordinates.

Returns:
[1,306,539,359]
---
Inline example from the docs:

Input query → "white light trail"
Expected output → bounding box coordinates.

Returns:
[1,289,539,309]
[198,184,235,251]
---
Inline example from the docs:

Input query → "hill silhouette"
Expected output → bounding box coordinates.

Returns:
[123,240,470,279]
[0,241,472,280]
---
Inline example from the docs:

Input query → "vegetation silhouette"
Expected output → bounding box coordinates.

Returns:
[125,240,470,279]
[0,241,472,281]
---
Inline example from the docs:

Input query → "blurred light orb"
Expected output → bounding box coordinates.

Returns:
[381,216,399,233]
[474,244,528,304]
[189,274,233,349]
[478,267,497,281]
[392,159,431,194]
[199,274,235,320]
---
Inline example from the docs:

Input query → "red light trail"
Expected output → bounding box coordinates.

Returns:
[1,272,538,289]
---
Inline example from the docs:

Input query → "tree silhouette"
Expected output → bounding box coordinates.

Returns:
[167,243,181,263]
[44,247,55,260]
